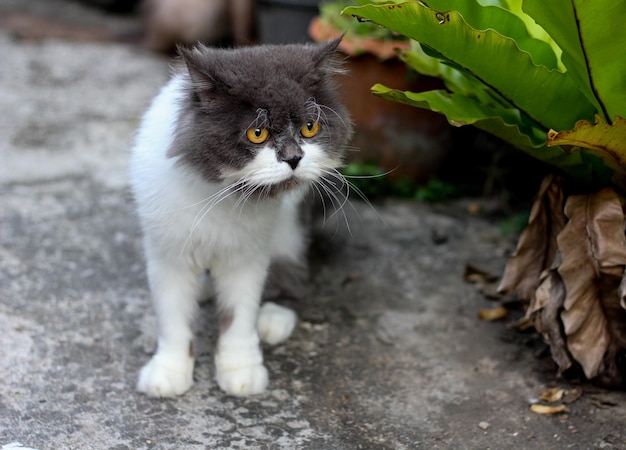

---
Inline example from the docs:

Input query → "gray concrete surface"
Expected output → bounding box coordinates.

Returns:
[2,2,626,449]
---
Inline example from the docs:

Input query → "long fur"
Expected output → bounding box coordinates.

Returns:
[130,40,352,397]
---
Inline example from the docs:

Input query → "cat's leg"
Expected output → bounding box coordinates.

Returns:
[137,255,199,397]
[212,261,271,396]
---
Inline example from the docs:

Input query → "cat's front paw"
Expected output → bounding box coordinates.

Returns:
[216,364,269,396]
[215,345,268,396]
[137,352,194,398]
[257,302,297,346]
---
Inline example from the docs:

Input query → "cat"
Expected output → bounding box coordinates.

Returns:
[130,38,353,397]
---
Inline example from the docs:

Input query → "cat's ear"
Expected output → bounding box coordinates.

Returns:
[312,36,346,75]
[177,44,225,103]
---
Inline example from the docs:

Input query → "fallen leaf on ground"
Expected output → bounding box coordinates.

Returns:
[590,397,618,409]
[539,387,565,403]
[562,388,583,404]
[464,264,498,283]
[530,404,569,415]
[478,306,508,321]
[464,264,501,299]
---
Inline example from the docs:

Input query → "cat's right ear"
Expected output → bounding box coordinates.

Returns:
[177,44,219,103]
[313,36,347,76]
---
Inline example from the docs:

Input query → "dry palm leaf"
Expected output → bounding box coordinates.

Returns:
[557,188,626,379]
[500,176,626,386]
[498,175,566,301]
[619,273,626,309]
[531,269,573,374]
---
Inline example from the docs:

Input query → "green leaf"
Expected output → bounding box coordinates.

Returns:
[371,84,594,182]
[424,0,559,69]
[399,42,444,78]
[401,45,511,110]
[524,0,626,122]
[343,2,597,131]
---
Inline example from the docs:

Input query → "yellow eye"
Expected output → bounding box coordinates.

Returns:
[300,121,320,138]
[246,127,269,144]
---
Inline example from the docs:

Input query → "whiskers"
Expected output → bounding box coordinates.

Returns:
[181,178,264,257]
[179,158,386,259]
[311,166,386,237]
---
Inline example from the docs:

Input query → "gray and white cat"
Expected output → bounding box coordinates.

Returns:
[130,39,352,397]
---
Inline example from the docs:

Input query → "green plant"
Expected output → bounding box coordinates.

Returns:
[414,177,461,203]
[320,1,405,40]
[343,0,626,387]
[343,0,626,190]
[341,162,419,199]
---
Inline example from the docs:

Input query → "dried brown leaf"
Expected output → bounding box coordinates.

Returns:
[530,404,569,415]
[533,270,573,374]
[478,306,508,321]
[507,315,535,331]
[619,270,626,309]
[557,188,626,379]
[562,388,583,404]
[527,270,552,316]
[539,387,565,403]
[589,394,618,408]
[498,175,566,301]
[596,271,626,387]
[464,264,498,283]
[465,264,502,299]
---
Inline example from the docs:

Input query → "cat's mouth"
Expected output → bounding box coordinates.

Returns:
[261,176,302,197]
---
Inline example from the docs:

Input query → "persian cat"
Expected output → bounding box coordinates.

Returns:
[130,38,352,397]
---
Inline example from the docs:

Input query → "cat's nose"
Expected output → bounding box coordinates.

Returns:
[282,155,302,170]
[278,144,304,170]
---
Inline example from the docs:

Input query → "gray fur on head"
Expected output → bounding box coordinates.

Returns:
[167,39,353,184]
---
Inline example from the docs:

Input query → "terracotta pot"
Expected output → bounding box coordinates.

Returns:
[309,17,452,182]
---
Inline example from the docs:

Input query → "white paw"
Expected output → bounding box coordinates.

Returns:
[137,352,194,398]
[257,302,297,346]
[215,343,268,396]
[216,364,269,396]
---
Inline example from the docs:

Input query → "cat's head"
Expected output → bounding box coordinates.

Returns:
[169,39,353,196]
